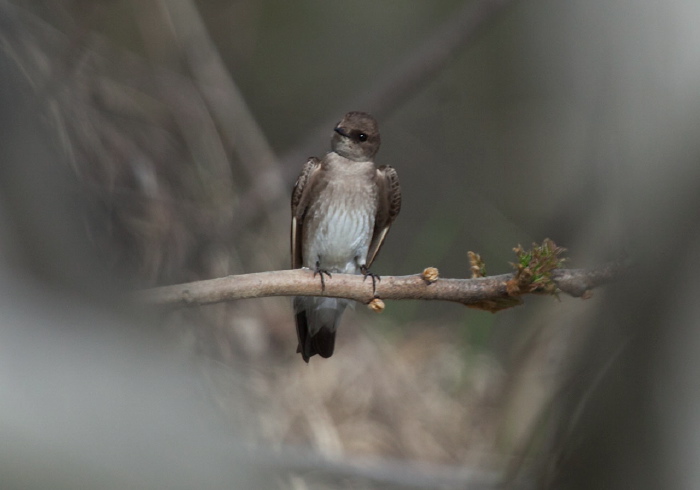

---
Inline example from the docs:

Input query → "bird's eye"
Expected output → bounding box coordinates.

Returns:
[358,133,367,142]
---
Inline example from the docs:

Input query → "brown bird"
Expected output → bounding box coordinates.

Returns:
[291,112,401,362]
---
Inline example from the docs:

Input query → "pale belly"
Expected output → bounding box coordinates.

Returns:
[303,203,376,274]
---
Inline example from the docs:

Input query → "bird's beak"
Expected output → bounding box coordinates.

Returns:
[334,126,349,137]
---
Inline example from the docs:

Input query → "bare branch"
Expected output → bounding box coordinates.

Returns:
[551,262,625,298]
[139,262,624,309]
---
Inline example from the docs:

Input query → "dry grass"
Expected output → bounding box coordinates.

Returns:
[200,316,513,471]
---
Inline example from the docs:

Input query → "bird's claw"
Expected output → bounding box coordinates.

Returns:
[314,261,332,291]
[360,265,381,296]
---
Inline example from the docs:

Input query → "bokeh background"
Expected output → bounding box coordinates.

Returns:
[2,0,700,488]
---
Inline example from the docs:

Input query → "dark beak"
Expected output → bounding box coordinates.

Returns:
[334,126,349,137]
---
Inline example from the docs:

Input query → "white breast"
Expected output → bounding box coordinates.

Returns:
[302,157,377,274]
[314,205,373,273]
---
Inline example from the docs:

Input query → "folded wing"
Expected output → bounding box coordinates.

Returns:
[366,165,401,268]
[291,157,322,269]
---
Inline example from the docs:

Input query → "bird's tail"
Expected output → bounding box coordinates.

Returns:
[293,297,349,362]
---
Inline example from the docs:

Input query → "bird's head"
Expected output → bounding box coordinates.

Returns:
[331,111,381,161]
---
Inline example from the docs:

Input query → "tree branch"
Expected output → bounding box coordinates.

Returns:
[139,261,624,310]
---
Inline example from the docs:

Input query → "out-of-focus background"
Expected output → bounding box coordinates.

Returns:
[2,0,700,488]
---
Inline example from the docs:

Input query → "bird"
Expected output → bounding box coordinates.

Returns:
[291,111,401,362]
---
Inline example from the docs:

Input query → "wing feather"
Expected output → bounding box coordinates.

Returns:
[366,165,401,268]
[291,157,321,269]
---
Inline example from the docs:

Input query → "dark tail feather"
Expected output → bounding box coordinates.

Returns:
[295,310,337,362]
[311,326,336,359]
[294,297,346,362]
[295,310,315,363]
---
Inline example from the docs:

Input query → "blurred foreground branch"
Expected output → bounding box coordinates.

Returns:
[140,261,624,309]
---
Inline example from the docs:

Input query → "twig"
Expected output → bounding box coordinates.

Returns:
[138,261,624,308]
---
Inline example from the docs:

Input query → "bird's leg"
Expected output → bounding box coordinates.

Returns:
[360,265,380,296]
[314,260,332,291]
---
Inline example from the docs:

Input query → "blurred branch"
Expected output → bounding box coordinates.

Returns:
[139,261,624,308]
[129,1,237,205]
[264,449,510,489]
[132,0,285,211]
[285,0,519,165]
[354,0,518,119]
[233,0,519,231]
[0,1,256,280]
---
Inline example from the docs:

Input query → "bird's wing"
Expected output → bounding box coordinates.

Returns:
[291,157,322,269]
[366,165,401,268]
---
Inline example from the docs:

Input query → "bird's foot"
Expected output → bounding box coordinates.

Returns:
[360,265,381,296]
[314,261,332,291]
